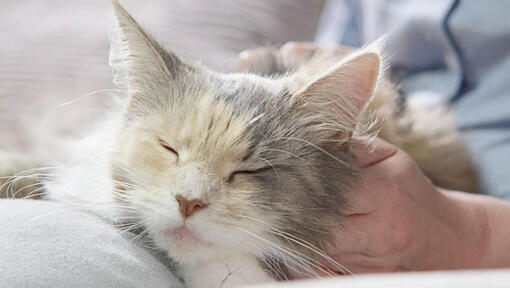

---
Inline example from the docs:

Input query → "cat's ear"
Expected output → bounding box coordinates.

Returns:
[109,0,184,102]
[291,49,381,139]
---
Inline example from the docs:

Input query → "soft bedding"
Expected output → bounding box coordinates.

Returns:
[0,199,183,288]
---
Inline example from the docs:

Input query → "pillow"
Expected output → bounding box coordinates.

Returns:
[0,199,183,288]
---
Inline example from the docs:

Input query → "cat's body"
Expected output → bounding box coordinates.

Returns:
[2,1,477,287]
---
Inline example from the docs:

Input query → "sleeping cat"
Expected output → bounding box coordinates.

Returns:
[4,0,478,287]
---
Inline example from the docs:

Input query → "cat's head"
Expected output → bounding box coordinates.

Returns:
[109,0,381,276]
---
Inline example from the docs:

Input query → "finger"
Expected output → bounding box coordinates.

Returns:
[342,139,399,214]
[279,42,354,64]
[322,216,393,273]
[346,139,421,215]
[342,170,394,215]
[279,42,319,69]
[279,42,355,70]
[321,44,354,57]
[324,214,372,255]
[236,47,279,73]
[352,138,397,168]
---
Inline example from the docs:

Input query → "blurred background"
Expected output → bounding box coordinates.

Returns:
[1,0,510,199]
[0,0,323,148]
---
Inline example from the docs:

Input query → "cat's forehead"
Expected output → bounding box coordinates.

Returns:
[145,74,274,166]
[128,71,293,173]
[213,73,284,108]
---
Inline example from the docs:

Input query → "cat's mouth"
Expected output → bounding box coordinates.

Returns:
[165,226,202,243]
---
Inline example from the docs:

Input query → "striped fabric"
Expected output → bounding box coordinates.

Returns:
[0,0,324,151]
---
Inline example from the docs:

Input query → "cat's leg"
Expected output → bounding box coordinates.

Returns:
[182,254,274,288]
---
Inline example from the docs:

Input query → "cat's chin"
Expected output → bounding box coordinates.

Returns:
[150,226,236,264]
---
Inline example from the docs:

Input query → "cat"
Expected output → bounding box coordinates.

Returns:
[2,0,478,287]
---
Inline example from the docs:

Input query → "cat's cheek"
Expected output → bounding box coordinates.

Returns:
[126,139,173,174]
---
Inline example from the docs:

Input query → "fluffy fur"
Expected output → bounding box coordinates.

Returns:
[1,1,478,287]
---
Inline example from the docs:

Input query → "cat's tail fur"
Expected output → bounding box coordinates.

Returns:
[355,55,479,193]
[379,102,479,192]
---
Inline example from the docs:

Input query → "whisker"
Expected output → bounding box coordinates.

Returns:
[57,88,127,108]
[237,215,353,276]
[235,226,332,278]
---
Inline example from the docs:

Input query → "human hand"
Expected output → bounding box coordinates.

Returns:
[237,41,352,74]
[321,138,488,275]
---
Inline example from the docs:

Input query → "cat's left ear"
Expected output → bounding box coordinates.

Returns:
[291,48,381,139]
[109,0,185,103]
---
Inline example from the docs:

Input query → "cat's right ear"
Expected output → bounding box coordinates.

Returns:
[290,48,382,141]
[109,0,184,105]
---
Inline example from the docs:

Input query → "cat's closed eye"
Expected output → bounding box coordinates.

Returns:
[227,166,273,183]
[158,138,179,158]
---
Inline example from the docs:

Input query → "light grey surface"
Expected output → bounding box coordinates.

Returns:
[255,269,510,288]
[0,199,183,288]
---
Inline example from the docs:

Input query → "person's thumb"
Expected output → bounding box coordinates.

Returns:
[352,138,397,168]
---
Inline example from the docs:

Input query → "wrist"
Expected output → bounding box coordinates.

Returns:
[442,190,510,269]
[469,193,510,268]
[414,189,488,271]
[408,187,487,271]
[441,190,490,269]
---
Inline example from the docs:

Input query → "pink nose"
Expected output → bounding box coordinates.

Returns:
[175,194,207,218]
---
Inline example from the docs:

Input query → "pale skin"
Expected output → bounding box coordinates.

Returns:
[237,42,510,275]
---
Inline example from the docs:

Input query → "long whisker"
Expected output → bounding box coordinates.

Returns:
[237,215,353,276]
[235,226,333,278]
[57,88,127,108]
[262,136,348,165]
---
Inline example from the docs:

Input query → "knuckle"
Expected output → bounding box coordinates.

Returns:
[280,41,301,53]
[236,47,279,72]
[238,47,267,60]
[280,41,314,59]
[238,49,255,60]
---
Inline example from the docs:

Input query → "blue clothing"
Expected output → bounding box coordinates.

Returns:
[316,0,510,199]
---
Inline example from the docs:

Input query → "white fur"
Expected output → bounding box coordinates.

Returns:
[45,114,122,220]
[182,254,273,288]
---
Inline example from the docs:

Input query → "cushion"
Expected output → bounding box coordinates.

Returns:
[0,199,182,288]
